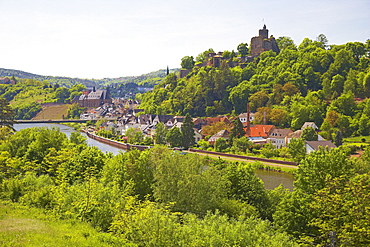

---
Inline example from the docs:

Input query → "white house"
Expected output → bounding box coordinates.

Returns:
[267,128,293,148]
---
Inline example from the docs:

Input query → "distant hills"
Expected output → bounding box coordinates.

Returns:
[0,68,179,88]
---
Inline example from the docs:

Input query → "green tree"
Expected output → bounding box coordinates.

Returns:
[67,103,84,119]
[249,91,269,112]
[154,122,167,145]
[229,118,245,143]
[273,189,315,239]
[331,74,345,97]
[181,113,195,149]
[333,130,343,146]
[166,127,182,148]
[180,56,195,70]
[301,126,318,141]
[223,163,271,219]
[295,147,353,195]
[195,48,215,63]
[308,174,370,246]
[316,34,328,48]
[222,50,232,59]
[231,136,252,153]
[54,87,70,103]
[197,139,210,149]
[214,138,228,152]
[228,80,252,113]
[288,138,306,163]
[58,146,106,184]
[276,36,296,50]
[152,148,228,215]
[0,98,15,128]
[125,127,144,144]
[237,43,249,57]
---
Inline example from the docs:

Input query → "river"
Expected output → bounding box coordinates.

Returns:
[13,123,125,155]
[255,169,294,191]
[13,123,295,190]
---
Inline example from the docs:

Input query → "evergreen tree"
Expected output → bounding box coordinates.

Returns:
[0,97,16,129]
[181,113,195,149]
[229,118,245,144]
[334,130,343,146]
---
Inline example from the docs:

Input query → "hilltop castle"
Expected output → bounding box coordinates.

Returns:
[250,25,279,56]
[179,25,280,78]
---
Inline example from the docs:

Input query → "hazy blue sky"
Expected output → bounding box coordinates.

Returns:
[0,0,369,79]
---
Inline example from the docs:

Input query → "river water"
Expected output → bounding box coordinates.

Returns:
[13,123,125,155]
[13,123,295,190]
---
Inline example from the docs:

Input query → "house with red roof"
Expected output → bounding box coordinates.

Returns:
[243,124,276,145]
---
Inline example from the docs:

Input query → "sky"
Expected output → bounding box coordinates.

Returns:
[0,0,369,79]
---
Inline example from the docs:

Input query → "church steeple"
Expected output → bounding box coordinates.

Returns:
[166,66,169,75]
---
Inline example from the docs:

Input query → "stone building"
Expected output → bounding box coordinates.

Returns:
[250,25,279,56]
[75,87,112,108]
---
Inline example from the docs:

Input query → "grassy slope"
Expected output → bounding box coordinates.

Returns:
[32,104,71,120]
[0,202,126,247]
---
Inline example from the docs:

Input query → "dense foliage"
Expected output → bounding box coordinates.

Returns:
[0,127,295,245]
[139,38,370,136]
[0,127,370,246]
[0,126,369,245]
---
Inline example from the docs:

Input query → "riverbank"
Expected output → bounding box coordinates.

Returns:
[186,149,298,173]
[83,131,151,151]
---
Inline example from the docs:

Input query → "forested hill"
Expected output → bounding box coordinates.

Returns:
[139,37,370,135]
[0,68,179,88]
[0,68,98,88]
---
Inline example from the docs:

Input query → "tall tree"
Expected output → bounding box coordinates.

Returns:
[229,118,245,143]
[333,130,343,146]
[316,34,328,48]
[0,98,16,128]
[154,122,167,145]
[166,127,182,148]
[181,113,195,149]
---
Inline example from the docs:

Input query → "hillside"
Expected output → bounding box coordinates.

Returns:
[32,104,71,120]
[139,37,370,139]
[0,68,179,88]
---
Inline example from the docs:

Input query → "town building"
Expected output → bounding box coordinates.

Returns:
[74,87,112,108]
[305,141,337,153]
[267,128,293,148]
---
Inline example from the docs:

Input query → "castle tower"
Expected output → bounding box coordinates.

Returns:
[259,24,268,39]
[250,25,279,57]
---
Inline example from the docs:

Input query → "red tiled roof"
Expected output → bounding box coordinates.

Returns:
[244,125,275,138]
